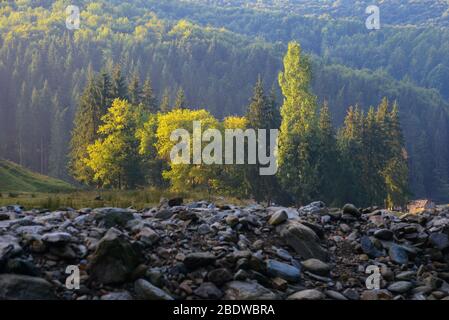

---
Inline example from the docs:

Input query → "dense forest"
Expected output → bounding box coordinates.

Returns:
[0,0,448,203]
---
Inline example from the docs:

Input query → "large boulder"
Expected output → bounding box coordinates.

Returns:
[88,228,141,284]
[277,221,328,261]
[0,274,57,300]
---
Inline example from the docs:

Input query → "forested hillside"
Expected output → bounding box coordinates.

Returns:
[0,0,448,202]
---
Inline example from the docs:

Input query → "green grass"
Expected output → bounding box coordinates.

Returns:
[0,188,250,211]
[0,159,76,193]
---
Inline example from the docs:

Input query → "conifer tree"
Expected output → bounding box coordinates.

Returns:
[128,72,141,106]
[141,76,158,113]
[160,88,171,112]
[246,77,280,203]
[316,102,340,204]
[111,65,128,100]
[69,73,102,184]
[173,87,186,110]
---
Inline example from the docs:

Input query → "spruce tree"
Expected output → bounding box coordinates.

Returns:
[173,87,186,110]
[128,72,142,106]
[111,65,128,100]
[141,76,158,113]
[317,102,340,204]
[160,88,171,112]
[245,77,280,203]
[69,73,102,184]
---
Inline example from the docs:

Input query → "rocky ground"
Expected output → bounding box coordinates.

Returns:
[0,199,449,300]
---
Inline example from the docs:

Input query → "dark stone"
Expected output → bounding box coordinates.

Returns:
[266,259,301,282]
[342,204,361,217]
[389,244,409,265]
[194,282,223,299]
[208,268,233,286]
[88,228,141,284]
[429,233,449,250]
[183,252,216,270]
[360,236,384,258]
[374,229,394,241]
[93,208,135,228]
[0,274,57,300]
[168,198,183,207]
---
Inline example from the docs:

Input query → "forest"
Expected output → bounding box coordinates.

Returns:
[0,0,448,203]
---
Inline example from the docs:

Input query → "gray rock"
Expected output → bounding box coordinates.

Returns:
[361,289,393,300]
[374,229,394,241]
[208,268,233,286]
[183,252,216,270]
[429,233,449,250]
[194,282,223,299]
[224,281,278,300]
[388,281,413,293]
[88,228,141,284]
[342,204,360,217]
[299,201,327,215]
[360,236,384,258]
[287,289,325,300]
[0,274,57,300]
[266,259,301,282]
[154,209,174,220]
[301,258,331,276]
[325,290,348,300]
[42,232,72,244]
[268,210,288,226]
[134,279,174,300]
[101,291,134,300]
[389,244,409,265]
[93,208,135,228]
[278,221,328,261]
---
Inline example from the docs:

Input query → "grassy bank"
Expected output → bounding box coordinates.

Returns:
[0,188,250,211]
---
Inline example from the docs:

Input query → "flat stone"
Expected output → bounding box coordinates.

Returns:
[194,282,223,299]
[154,209,174,220]
[42,232,72,243]
[361,289,393,300]
[0,274,57,300]
[268,210,288,226]
[287,289,325,300]
[266,259,301,282]
[301,258,331,276]
[101,291,134,300]
[183,252,216,270]
[388,281,413,294]
[224,281,278,300]
[134,279,174,300]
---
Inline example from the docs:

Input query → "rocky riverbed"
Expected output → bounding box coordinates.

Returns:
[0,199,448,300]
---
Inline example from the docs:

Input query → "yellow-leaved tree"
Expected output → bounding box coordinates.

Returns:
[85,99,146,188]
[155,109,220,193]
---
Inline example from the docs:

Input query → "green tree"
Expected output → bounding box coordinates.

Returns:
[69,73,102,184]
[128,72,141,106]
[277,42,319,205]
[160,88,171,113]
[111,65,128,100]
[173,87,186,110]
[141,76,158,113]
[245,77,280,203]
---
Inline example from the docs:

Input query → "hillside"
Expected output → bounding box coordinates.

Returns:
[0,159,75,193]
